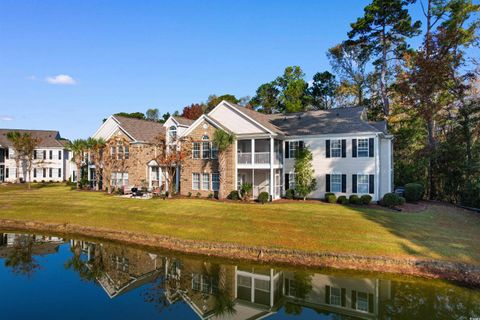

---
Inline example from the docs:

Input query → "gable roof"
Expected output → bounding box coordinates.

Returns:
[180,114,231,138]
[225,102,284,135]
[112,115,166,143]
[0,129,67,148]
[267,107,387,136]
[172,116,195,127]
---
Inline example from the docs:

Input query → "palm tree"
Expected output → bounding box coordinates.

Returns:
[86,137,106,190]
[6,131,22,183]
[66,139,87,189]
[212,130,235,199]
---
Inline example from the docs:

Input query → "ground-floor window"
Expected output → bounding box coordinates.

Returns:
[212,173,219,191]
[357,174,369,194]
[111,172,128,187]
[201,173,210,190]
[192,173,200,190]
[331,174,342,193]
[289,172,296,190]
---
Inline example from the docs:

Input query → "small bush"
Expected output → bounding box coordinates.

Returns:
[337,195,348,204]
[349,194,360,205]
[196,192,201,198]
[382,193,401,208]
[258,192,269,204]
[404,183,424,203]
[228,190,239,200]
[324,192,335,201]
[187,192,192,198]
[398,196,406,205]
[207,193,214,199]
[326,193,337,204]
[360,194,372,205]
[285,189,295,200]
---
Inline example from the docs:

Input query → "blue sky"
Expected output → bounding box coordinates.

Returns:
[0,0,471,139]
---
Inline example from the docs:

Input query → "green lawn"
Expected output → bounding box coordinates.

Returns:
[1,183,479,265]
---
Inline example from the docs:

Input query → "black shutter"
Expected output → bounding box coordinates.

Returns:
[369,174,375,194]
[351,290,357,309]
[352,139,357,157]
[5,168,8,178]
[352,174,357,193]
[5,148,8,159]
[299,141,304,152]
[285,141,290,159]
[341,288,346,307]
[341,139,346,158]
[342,174,346,193]
[285,174,289,191]
[325,286,330,304]
[368,293,374,313]
[34,150,37,160]
[326,174,331,192]
[326,140,330,158]
[369,138,374,157]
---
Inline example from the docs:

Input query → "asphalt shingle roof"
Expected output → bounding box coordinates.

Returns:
[0,129,66,148]
[172,116,195,126]
[113,115,166,143]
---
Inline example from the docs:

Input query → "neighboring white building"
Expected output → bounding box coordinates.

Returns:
[0,129,75,183]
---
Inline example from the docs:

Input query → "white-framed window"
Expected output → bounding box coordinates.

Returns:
[211,143,218,159]
[202,173,210,190]
[254,279,270,292]
[357,174,369,194]
[192,173,200,190]
[357,291,369,312]
[192,142,200,159]
[330,287,341,306]
[169,125,177,140]
[331,139,342,157]
[111,146,116,159]
[212,173,220,191]
[289,172,296,190]
[357,138,369,157]
[202,136,210,159]
[289,141,299,158]
[111,172,128,187]
[331,174,342,193]
[117,145,124,160]
[124,145,129,159]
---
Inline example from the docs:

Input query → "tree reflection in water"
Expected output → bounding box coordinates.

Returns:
[4,234,40,277]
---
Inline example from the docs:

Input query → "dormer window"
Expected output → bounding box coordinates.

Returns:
[169,126,177,140]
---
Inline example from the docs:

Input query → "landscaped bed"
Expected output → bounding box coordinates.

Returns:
[1,183,479,284]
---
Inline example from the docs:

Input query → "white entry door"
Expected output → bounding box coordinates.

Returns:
[274,173,281,199]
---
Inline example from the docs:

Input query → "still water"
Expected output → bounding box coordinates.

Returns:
[0,232,479,320]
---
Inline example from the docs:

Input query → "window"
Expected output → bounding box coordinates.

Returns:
[357,292,369,312]
[202,136,210,159]
[289,141,299,158]
[255,279,270,292]
[211,143,218,159]
[285,278,298,297]
[49,150,53,160]
[124,146,129,159]
[169,126,177,140]
[117,145,124,160]
[331,174,342,193]
[58,150,62,160]
[357,174,369,194]
[192,142,200,159]
[357,138,369,157]
[111,172,128,187]
[111,146,116,159]
[237,275,251,288]
[330,287,341,306]
[192,274,201,291]
[212,173,220,191]
[331,140,342,157]
[58,168,62,178]
[289,172,296,190]
[192,173,200,190]
[202,173,210,190]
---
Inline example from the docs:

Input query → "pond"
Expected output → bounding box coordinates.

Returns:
[0,231,479,320]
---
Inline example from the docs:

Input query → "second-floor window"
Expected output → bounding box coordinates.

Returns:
[111,145,129,160]
[202,136,210,159]
[330,140,342,157]
[289,141,299,158]
[211,143,218,159]
[357,138,369,157]
[192,142,200,159]
[169,126,177,140]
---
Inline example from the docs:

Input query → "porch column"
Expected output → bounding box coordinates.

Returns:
[269,137,274,199]
[148,166,152,189]
[175,167,180,193]
[251,139,255,164]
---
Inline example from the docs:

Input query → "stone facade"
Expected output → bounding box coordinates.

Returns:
[180,119,235,197]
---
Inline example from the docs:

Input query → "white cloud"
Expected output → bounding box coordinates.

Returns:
[0,116,13,121]
[45,74,77,85]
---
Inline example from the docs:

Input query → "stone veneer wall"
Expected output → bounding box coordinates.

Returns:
[180,119,235,198]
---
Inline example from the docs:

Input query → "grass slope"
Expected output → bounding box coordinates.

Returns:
[1,184,479,265]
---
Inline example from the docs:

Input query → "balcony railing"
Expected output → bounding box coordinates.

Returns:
[237,152,284,165]
[254,152,270,164]
[237,153,252,164]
